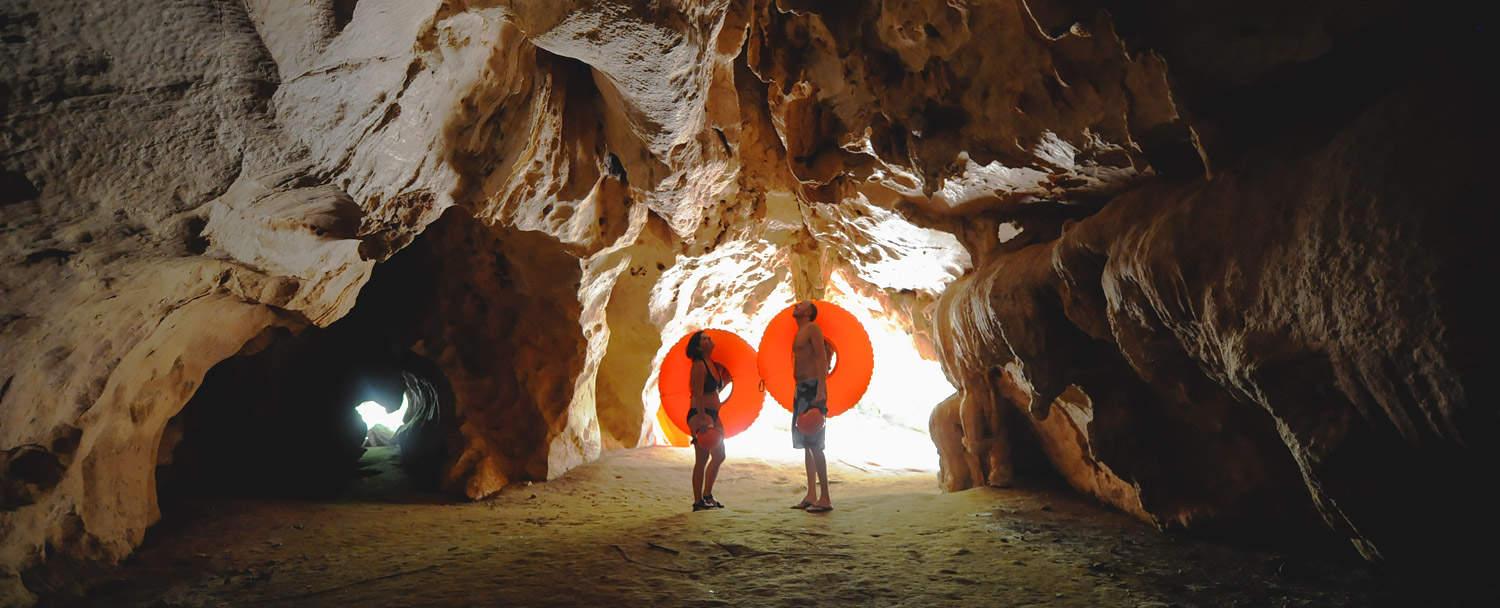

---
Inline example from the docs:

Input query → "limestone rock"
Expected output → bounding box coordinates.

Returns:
[0,0,1490,603]
[387,209,599,497]
[932,73,1492,564]
[745,0,1196,210]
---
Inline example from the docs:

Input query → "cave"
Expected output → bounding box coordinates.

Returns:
[0,0,1494,606]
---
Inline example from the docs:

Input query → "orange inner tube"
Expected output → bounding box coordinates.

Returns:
[657,329,765,444]
[757,300,874,417]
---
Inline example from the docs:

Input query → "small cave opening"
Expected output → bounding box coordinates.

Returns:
[154,220,463,508]
[153,330,452,504]
[355,394,408,448]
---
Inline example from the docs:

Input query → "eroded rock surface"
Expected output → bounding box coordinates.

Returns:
[932,66,1492,568]
[1,0,1490,604]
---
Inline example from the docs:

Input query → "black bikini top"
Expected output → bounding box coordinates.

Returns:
[697,359,722,394]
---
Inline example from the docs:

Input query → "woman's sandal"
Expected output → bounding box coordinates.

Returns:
[692,499,712,512]
[703,495,725,509]
[790,500,813,510]
[805,504,833,513]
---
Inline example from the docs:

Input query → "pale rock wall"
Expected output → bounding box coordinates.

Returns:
[1,0,1490,603]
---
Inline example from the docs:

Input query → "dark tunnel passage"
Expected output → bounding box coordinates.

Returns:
[156,217,462,502]
[152,204,587,508]
[155,333,455,501]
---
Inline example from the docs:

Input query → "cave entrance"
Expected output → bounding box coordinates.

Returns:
[356,393,409,447]
[716,274,954,471]
[156,216,461,503]
[155,329,441,502]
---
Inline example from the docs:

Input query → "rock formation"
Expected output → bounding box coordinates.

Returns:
[0,0,1490,604]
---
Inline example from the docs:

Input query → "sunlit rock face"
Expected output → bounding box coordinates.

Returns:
[0,1,371,601]
[0,1,754,598]
[0,0,1488,602]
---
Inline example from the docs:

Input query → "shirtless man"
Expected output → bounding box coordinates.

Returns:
[790,301,833,512]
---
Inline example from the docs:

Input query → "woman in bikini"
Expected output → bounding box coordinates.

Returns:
[685,331,729,511]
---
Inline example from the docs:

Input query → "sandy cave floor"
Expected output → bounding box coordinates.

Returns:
[59,447,1392,607]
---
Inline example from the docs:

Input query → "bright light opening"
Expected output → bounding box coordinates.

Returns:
[645,239,954,472]
[998,221,1024,243]
[721,271,954,472]
[355,393,409,433]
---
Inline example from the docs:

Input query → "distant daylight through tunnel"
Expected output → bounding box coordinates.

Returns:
[0,1,1493,606]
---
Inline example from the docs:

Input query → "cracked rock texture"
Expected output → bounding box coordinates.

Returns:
[0,0,1491,604]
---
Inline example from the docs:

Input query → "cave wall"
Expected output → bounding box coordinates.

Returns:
[921,0,1495,570]
[0,1,364,601]
[0,2,586,601]
[404,208,598,497]
[1067,78,1491,563]
[1,0,1493,603]
[742,0,1198,209]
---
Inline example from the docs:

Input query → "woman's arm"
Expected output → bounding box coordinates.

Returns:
[714,361,732,386]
